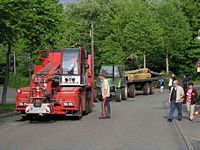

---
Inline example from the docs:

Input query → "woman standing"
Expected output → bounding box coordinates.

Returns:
[185,82,198,121]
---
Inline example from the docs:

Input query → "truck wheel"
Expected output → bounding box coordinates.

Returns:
[129,84,136,98]
[116,89,122,102]
[83,91,92,115]
[143,82,150,95]
[95,88,102,102]
[150,82,155,94]
[75,96,83,119]
[121,86,128,100]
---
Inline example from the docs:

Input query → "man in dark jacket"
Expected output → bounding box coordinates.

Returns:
[182,75,189,92]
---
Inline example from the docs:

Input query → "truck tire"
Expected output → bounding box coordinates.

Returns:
[116,89,122,102]
[143,82,150,95]
[83,91,92,115]
[75,96,83,119]
[129,84,136,98]
[150,82,155,94]
[121,86,128,100]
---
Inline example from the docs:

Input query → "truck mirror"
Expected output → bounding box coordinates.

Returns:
[83,51,88,59]
[84,64,89,69]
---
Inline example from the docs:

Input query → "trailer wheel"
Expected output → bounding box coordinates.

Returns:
[143,82,150,95]
[150,82,155,94]
[121,85,128,100]
[116,89,122,102]
[129,84,136,98]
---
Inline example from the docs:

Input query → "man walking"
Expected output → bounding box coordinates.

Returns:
[99,73,111,119]
[168,80,185,122]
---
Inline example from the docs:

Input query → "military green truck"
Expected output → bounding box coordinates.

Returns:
[95,65,160,101]
[95,65,127,102]
[124,68,160,98]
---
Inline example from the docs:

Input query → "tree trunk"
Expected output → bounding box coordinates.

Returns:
[1,42,11,104]
[143,51,146,68]
[166,52,169,74]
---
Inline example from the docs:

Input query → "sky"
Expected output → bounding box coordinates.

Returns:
[59,0,80,4]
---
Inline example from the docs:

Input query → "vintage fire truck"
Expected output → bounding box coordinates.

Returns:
[16,48,93,120]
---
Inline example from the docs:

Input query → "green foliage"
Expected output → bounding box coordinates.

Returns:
[0,0,199,89]
[0,104,15,114]
[0,0,67,88]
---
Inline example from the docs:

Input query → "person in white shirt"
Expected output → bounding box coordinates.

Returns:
[168,77,173,92]
[99,73,111,119]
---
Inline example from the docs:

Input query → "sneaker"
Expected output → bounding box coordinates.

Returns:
[189,118,193,121]
[168,119,172,122]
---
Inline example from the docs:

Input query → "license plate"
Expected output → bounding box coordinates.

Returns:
[26,104,51,114]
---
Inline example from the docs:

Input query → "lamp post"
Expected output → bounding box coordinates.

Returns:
[196,29,200,41]
[90,23,94,78]
[196,29,200,72]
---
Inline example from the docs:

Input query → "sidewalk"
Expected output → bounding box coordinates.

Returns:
[175,105,200,150]
[0,87,16,103]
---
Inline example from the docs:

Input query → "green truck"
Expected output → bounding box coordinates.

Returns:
[95,65,127,102]
[96,65,160,102]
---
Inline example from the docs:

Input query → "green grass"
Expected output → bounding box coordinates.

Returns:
[0,104,16,114]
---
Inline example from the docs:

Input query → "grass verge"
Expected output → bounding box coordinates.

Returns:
[0,104,15,114]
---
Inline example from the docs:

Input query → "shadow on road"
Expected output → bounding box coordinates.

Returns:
[17,115,83,124]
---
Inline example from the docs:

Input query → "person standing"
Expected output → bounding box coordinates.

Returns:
[182,75,189,92]
[172,73,176,81]
[159,77,164,92]
[168,77,173,92]
[99,73,111,119]
[185,82,197,121]
[168,80,185,122]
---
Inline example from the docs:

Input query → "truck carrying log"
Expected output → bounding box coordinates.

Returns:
[127,73,151,81]
[125,68,161,82]
[125,68,149,75]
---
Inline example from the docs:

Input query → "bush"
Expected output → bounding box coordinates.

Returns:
[9,74,30,89]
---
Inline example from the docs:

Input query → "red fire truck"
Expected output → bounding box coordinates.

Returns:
[16,48,93,120]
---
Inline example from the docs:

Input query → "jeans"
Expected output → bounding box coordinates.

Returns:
[105,98,111,116]
[168,100,182,120]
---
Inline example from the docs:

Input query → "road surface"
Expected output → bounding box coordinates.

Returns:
[0,90,190,150]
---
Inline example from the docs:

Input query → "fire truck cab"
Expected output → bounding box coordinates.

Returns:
[16,48,93,120]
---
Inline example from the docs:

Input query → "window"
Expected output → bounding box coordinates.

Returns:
[62,49,79,75]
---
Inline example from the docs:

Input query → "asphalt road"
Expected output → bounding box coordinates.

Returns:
[0,90,189,150]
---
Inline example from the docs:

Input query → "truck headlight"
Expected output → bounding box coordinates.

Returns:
[64,102,73,106]
[19,102,25,106]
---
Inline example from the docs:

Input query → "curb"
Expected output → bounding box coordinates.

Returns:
[174,106,195,150]
[175,120,194,150]
[0,111,18,118]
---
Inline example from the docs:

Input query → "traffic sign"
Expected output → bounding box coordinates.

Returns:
[20,53,30,59]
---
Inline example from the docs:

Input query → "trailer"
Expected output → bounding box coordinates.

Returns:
[96,65,160,101]
[125,68,160,98]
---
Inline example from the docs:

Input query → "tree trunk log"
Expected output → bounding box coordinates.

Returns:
[1,42,11,104]
[166,52,169,74]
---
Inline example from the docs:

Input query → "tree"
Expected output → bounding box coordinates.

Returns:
[0,0,24,104]
[0,0,66,103]
[154,0,191,74]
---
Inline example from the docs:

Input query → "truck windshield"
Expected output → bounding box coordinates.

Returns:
[100,66,119,77]
[62,49,79,75]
